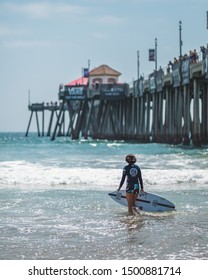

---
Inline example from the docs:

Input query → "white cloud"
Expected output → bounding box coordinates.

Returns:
[1,39,76,49]
[92,32,108,39]
[0,25,11,36]
[2,2,88,19]
[2,39,50,48]
[0,24,27,37]
[92,15,125,25]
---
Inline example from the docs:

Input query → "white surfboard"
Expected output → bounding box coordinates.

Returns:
[108,190,176,212]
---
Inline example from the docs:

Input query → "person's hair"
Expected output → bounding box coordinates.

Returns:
[125,154,136,164]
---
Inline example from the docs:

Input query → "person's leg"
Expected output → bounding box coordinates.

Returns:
[133,193,138,206]
[126,192,134,214]
[131,193,139,214]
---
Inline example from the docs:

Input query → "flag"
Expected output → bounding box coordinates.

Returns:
[207,11,208,29]
[83,68,89,77]
[149,49,155,61]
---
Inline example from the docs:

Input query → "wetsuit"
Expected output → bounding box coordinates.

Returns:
[119,163,144,194]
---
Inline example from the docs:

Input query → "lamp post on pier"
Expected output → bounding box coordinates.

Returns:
[137,50,140,80]
[155,38,157,72]
[179,20,182,59]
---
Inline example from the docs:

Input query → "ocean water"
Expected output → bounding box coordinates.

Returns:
[0,132,208,260]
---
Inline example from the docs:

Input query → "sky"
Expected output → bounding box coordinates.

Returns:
[0,0,208,132]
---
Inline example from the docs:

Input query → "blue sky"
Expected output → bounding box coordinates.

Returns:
[0,0,208,132]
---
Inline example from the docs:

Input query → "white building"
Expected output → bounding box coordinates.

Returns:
[89,64,121,87]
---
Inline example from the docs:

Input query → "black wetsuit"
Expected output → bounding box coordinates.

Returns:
[119,163,144,194]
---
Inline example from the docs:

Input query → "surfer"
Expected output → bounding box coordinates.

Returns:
[117,154,144,214]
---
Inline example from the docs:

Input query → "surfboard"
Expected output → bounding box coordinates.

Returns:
[108,190,176,212]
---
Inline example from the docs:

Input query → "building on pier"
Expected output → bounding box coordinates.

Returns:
[51,64,127,140]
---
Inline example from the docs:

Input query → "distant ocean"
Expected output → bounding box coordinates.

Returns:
[0,132,208,259]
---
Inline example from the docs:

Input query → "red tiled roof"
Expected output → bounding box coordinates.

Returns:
[65,77,88,86]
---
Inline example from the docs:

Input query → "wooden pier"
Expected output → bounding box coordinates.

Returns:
[25,102,61,137]
[26,55,208,146]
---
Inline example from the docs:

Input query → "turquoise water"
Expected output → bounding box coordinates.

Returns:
[0,133,208,259]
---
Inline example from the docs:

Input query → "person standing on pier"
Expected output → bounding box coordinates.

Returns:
[117,154,144,214]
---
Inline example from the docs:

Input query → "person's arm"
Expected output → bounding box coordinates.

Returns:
[138,169,144,191]
[117,170,126,191]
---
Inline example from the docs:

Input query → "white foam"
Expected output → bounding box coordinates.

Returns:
[0,160,208,191]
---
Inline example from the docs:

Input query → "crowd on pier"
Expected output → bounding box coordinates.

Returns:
[167,45,207,73]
